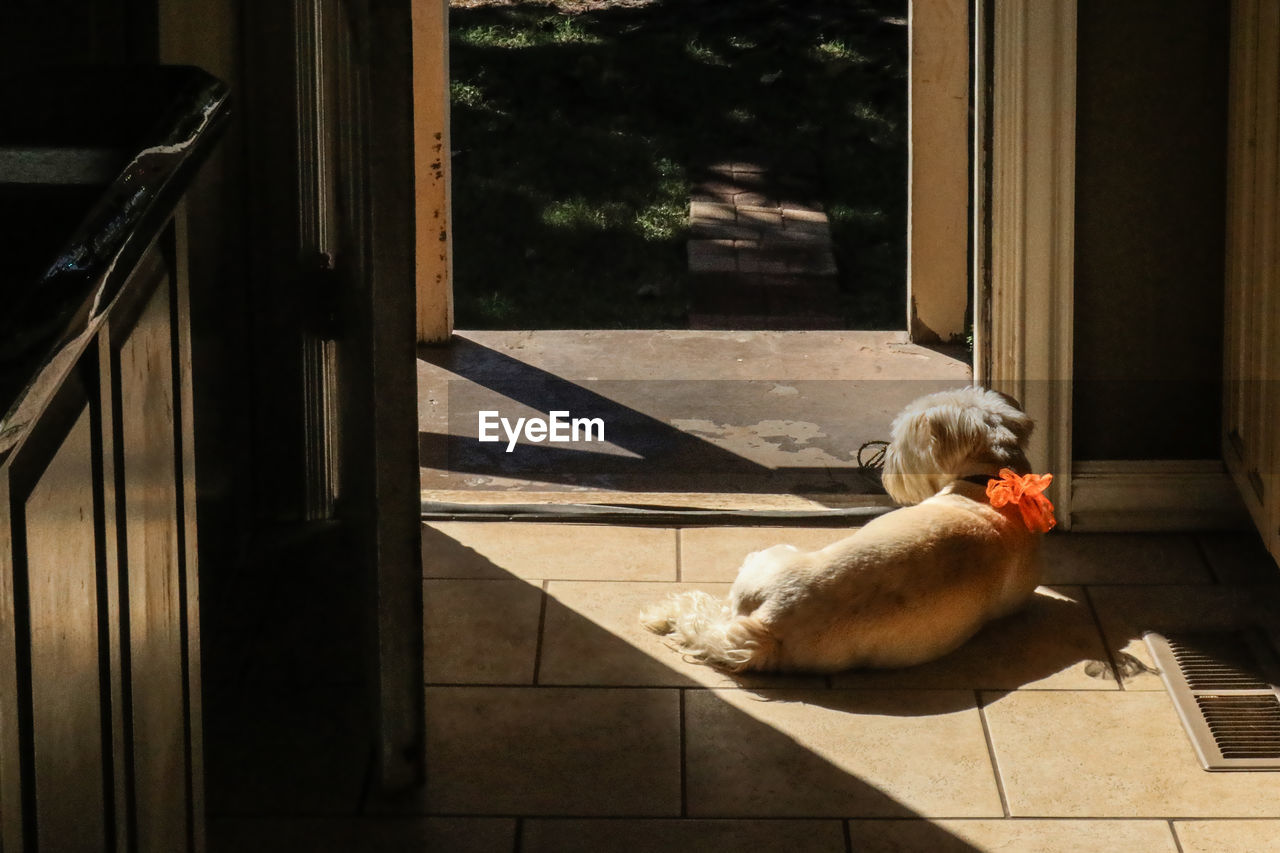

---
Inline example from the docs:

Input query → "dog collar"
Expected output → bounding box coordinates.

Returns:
[983,468,1057,533]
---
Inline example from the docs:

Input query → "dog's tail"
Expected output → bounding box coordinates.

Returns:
[639,591,779,672]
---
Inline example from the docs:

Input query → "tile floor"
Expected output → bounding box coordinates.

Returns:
[210,524,1280,852]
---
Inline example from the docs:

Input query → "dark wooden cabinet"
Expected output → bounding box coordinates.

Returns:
[1,228,203,851]
[0,67,226,851]
[1,33,428,838]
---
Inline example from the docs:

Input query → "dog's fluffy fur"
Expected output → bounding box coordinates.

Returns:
[640,386,1046,673]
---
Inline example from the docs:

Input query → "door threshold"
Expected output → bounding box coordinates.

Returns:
[421,490,894,526]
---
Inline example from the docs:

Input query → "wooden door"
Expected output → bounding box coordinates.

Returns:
[1223,0,1280,562]
[243,0,424,791]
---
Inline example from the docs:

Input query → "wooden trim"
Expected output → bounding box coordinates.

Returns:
[1221,0,1255,500]
[978,0,1076,526]
[972,0,992,371]
[365,0,428,792]
[413,0,454,344]
[168,210,206,853]
[0,475,20,850]
[1070,460,1249,532]
[1263,4,1280,560]
[907,0,970,343]
[297,0,343,522]
[1222,0,1280,558]
[93,329,130,852]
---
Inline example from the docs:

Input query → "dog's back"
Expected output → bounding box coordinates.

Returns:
[640,385,1051,674]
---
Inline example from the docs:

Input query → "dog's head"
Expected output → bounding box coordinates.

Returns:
[881,386,1034,505]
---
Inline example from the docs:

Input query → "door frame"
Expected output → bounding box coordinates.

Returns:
[908,0,971,344]
[974,0,1077,524]
[411,0,983,348]
[411,2,1081,516]
[414,0,454,344]
[237,0,426,793]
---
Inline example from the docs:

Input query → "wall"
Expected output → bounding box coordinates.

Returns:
[1073,0,1229,459]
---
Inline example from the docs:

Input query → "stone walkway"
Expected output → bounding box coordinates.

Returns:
[687,158,845,329]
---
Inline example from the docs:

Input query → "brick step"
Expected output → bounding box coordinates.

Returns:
[686,155,843,331]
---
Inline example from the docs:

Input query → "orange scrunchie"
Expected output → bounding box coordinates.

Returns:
[986,468,1057,533]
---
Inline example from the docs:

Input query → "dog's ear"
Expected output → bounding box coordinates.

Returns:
[995,403,1034,444]
[992,389,1025,413]
[930,405,1028,475]
[982,397,1034,472]
[882,404,959,504]
[931,406,993,462]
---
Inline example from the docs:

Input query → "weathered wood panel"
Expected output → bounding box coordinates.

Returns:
[414,0,454,344]
[97,328,132,851]
[118,272,190,851]
[26,407,108,849]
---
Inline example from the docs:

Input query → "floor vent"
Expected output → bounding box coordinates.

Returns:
[1145,630,1280,771]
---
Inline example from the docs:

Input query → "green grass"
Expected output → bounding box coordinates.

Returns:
[449,0,908,329]
[455,12,602,48]
[812,38,875,65]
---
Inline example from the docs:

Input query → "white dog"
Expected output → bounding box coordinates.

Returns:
[640,386,1055,673]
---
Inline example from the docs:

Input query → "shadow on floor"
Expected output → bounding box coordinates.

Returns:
[204,523,1010,851]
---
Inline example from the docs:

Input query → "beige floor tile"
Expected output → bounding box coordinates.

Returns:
[422,522,677,581]
[522,818,846,852]
[848,818,1178,852]
[424,579,543,684]
[1042,533,1213,585]
[1198,531,1280,583]
[424,686,681,816]
[684,688,1003,818]
[679,526,859,582]
[1089,584,1280,690]
[538,581,825,688]
[831,586,1118,691]
[983,690,1280,817]
[1173,819,1280,852]
[207,817,515,853]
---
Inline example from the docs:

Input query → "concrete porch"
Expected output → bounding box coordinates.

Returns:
[418,329,971,510]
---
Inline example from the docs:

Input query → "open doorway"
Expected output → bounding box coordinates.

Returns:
[446,0,910,331]
[415,0,975,512]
